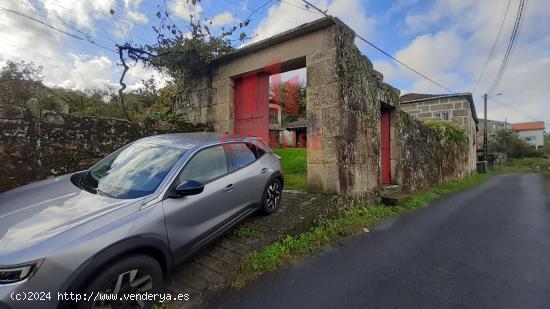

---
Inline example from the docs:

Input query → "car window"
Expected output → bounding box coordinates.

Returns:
[81,142,186,199]
[247,143,266,158]
[226,143,257,170]
[178,146,228,184]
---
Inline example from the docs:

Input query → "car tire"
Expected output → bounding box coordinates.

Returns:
[260,178,283,215]
[75,254,163,309]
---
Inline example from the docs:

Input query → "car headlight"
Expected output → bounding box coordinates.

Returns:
[0,260,42,285]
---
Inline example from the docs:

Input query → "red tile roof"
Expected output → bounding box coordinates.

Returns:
[512,121,545,131]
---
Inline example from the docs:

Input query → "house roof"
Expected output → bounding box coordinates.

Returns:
[400,92,479,123]
[399,93,442,102]
[511,121,545,131]
[286,119,307,129]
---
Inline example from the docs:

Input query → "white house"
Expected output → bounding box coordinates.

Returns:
[512,121,545,150]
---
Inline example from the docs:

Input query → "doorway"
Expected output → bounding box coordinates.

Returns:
[380,109,391,185]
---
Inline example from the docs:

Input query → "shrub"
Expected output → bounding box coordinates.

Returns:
[424,119,468,143]
[488,130,544,159]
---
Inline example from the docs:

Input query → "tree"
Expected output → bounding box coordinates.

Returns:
[0,60,43,82]
[488,130,543,158]
[270,80,306,124]
[116,0,250,120]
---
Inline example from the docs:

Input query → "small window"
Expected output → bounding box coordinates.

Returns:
[178,146,227,184]
[434,111,450,121]
[226,143,257,171]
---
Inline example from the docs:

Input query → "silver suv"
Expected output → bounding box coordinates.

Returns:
[0,133,284,309]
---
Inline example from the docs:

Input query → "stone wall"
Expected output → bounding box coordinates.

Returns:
[306,20,400,196]
[0,105,212,192]
[400,96,478,175]
[166,17,474,199]
[395,110,471,193]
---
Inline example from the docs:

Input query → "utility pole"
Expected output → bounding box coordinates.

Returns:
[484,94,488,162]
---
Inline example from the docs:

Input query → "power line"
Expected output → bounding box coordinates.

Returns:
[0,5,118,53]
[472,0,512,93]
[8,0,118,46]
[0,6,84,41]
[491,97,549,126]
[245,0,274,21]
[488,0,527,93]
[300,0,457,94]
[279,0,323,15]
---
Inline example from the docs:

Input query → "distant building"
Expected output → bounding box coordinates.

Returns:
[512,121,545,150]
[282,119,307,148]
[268,99,283,148]
[477,119,512,147]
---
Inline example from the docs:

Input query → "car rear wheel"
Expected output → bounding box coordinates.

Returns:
[75,254,162,309]
[260,178,282,215]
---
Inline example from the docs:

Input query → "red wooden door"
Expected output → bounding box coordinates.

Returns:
[233,73,270,142]
[380,110,391,185]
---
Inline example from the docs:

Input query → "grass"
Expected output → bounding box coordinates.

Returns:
[233,227,257,239]
[232,172,489,287]
[492,157,550,173]
[274,148,307,191]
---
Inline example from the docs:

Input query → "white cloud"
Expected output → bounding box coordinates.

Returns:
[0,0,166,94]
[211,12,239,26]
[395,31,462,77]
[124,0,149,24]
[170,0,203,20]
[40,0,111,30]
[251,0,375,43]
[404,0,478,33]
[377,0,550,124]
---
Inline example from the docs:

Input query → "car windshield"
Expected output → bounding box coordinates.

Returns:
[80,142,186,199]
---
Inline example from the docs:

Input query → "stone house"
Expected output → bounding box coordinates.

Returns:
[477,119,512,148]
[512,121,545,150]
[282,119,307,148]
[399,93,479,172]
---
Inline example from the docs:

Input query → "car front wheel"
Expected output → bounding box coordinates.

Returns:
[76,254,163,309]
[260,178,282,215]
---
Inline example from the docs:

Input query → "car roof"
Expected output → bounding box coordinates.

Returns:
[136,132,263,150]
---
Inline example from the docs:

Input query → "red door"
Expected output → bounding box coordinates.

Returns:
[380,110,391,185]
[233,73,270,142]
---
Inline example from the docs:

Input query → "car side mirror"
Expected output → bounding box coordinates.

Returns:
[168,180,204,198]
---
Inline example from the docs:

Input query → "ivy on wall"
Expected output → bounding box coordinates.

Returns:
[424,119,468,143]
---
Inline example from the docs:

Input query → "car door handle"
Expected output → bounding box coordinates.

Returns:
[223,184,237,191]
[260,168,268,174]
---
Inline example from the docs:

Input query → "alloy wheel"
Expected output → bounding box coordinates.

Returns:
[92,269,153,309]
[266,181,281,210]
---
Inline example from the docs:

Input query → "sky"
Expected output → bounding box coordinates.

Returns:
[0,0,548,126]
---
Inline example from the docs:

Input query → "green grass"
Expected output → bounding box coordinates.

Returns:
[232,172,489,287]
[274,148,307,191]
[493,157,550,173]
[233,227,257,239]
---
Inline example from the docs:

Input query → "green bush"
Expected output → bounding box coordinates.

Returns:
[424,119,468,143]
[488,130,544,159]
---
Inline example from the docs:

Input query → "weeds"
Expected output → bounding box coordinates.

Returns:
[232,173,489,287]
[233,227,257,239]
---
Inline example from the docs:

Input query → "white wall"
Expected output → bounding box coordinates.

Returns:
[517,129,544,149]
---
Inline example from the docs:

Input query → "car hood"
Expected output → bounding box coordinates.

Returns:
[0,173,141,256]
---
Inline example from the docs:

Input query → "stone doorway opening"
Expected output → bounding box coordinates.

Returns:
[232,59,308,190]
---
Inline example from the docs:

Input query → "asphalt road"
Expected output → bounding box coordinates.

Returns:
[202,173,550,309]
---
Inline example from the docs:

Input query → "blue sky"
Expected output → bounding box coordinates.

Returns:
[1,0,548,125]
